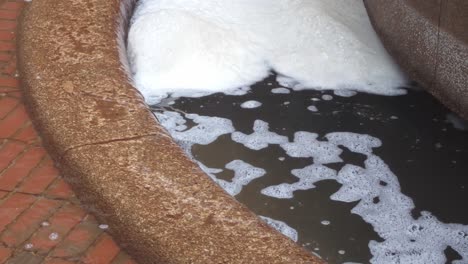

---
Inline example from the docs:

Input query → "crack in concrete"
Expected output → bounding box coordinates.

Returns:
[60,132,171,158]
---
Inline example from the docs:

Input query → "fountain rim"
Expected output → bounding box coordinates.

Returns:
[17,0,323,263]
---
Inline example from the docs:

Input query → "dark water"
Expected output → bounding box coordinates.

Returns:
[151,75,468,263]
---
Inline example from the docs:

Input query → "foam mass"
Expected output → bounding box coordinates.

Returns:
[128,0,407,104]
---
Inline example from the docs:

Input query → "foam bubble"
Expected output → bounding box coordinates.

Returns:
[232,120,288,150]
[271,87,291,94]
[307,105,318,112]
[260,216,298,242]
[240,100,262,109]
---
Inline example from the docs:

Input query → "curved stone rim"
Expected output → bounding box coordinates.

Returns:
[17,0,322,263]
[364,0,468,120]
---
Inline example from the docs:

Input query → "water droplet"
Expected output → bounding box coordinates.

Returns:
[99,224,109,230]
[49,232,59,241]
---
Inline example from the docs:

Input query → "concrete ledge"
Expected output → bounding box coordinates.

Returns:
[17,0,321,263]
[365,0,468,119]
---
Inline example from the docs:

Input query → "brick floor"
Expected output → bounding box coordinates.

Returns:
[0,0,136,263]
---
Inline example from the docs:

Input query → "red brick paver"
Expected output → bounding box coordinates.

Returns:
[0,0,136,263]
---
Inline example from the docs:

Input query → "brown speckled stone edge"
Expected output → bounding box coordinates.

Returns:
[17,0,322,263]
[364,0,468,120]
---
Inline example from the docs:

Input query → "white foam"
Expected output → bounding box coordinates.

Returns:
[232,120,288,150]
[201,160,266,196]
[271,87,291,94]
[224,86,251,96]
[280,132,342,164]
[155,111,187,132]
[262,131,468,263]
[197,163,223,182]
[156,111,235,145]
[307,105,318,112]
[334,90,357,97]
[325,132,382,155]
[260,216,298,242]
[261,164,337,199]
[128,0,407,103]
[240,100,262,109]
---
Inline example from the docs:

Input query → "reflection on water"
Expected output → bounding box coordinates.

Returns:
[151,75,468,263]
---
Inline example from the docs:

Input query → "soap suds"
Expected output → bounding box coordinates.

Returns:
[260,216,298,242]
[271,87,291,94]
[307,105,318,112]
[240,100,262,109]
[334,90,357,97]
[128,0,407,104]
[261,164,337,199]
[232,120,288,150]
[199,160,266,196]
[156,111,235,146]
[280,132,342,164]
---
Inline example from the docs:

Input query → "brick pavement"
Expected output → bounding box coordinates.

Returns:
[0,0,136,263]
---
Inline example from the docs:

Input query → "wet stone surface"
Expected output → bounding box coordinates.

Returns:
[151,74,468,264]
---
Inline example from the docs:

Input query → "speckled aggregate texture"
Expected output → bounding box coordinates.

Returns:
[17,0,322,263]
[365,0,468,119]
